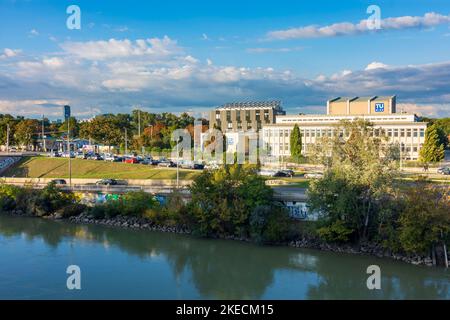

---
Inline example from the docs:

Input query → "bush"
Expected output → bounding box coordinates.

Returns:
[189,164,273,237]
[55,203,87,218]
[317,220,354,243]
[121,191,160,216]
[249,205,291,243]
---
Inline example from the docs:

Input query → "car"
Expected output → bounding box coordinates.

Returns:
[277,169,295,177]
[61,151,75,158]
[158,160,175,167]
[139,156,153,165]
[192,163,205,170]
[8,147,18,153]
[48,151,61,157]
[258,169,278,177]
[76,152,87,159]
[103,153,116,162]
[51,179,67,185]
[87,153,103,161]
[438,167,450,175]
[95,179,119,186]
[305,172,324,179]
[123,157,139,164]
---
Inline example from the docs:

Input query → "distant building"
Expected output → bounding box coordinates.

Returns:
[262,96,428,161]
[210,101,285,132]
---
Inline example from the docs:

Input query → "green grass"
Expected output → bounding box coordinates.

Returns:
[4,157,201,180]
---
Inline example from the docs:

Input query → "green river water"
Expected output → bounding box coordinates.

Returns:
[0,215,448,299]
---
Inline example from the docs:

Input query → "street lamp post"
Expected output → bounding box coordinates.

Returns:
[176,141,179,189]
[67,119,72,187]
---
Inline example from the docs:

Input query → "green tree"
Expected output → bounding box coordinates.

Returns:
[419,124,445,163]
[188,164,273,237]
[290,124,302,161]
[398,180,450,254]
[308,120,398,242]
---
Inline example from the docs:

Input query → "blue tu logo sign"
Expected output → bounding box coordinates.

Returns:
[375,103,385,112]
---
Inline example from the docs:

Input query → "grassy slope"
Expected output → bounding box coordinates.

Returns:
[4,157,201,180]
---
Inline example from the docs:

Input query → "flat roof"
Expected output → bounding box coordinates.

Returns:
[216,101,282,110]
[329,95,395,102]
[263,122,427,128]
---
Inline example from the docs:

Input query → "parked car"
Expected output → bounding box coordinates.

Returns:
[61,151,75,158]
[276,169,295,177]
[76,152,87,159]
[123,157,139,164]
[51,179,67,185]
[87,153,103,160]
[305,172,324,179]
[258,169,278,177]
[437,166,450,175]
[158,160,175,167]
[192,163,205,170]
[48,151,61,157]
[95,179,119,186]
[8,147,18,153]
[103,153,116,162]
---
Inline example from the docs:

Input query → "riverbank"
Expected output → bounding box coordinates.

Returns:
[6,209,445,268]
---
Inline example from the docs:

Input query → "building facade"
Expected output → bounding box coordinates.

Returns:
[262,96,428,161]
[210,101,285,132]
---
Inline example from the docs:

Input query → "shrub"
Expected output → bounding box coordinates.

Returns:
[189,164,273,237]
[55,203,87,218]
[249,205,291,243]
[317,220,354,243]
[121,191,160,217]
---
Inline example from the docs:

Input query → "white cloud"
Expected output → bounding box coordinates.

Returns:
[267,12,450,40]
[365,62,389,70]
[60,36,182,60]
[2,36,450,118]
[397,103,450,117]
[202,33,209,40]
[0,48,21,59]
[29,29,39,37]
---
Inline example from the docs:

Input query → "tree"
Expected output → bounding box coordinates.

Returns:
[290,124,302,161]
[398,180,450,254]
[188,164,273,238]
[419,124,445,163]
[14,119,39,149]
[58,116,80,140]
[308,120,399,242]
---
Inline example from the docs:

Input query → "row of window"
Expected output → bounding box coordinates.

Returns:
[264,128,425,138]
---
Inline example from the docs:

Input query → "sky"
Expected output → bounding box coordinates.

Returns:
[0,0,450,119]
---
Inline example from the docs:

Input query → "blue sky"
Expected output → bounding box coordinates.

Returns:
[0,0,450,118]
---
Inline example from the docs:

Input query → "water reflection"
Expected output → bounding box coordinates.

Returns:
[0,215,448,299]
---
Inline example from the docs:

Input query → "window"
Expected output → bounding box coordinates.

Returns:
[420,129,425,137]
[400,129,405,137]
[407,129,412,137]
[226,111,231,122]
[227,122,232,129]
[413,129,418,137]
[255,110,260,121]
[236,111,241,122]
[246,110,251,122]
[394,129,399,137]
[215,111,220,120]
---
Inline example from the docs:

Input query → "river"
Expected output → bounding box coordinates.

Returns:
[0,215,448,299]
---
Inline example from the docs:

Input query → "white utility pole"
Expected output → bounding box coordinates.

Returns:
[6,123,10,154]
[67,119,72,187]
[124,128,128,155]
[176,142,179,189]
[42,115,46,152]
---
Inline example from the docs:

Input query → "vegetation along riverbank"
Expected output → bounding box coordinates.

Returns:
[1,121,449,267]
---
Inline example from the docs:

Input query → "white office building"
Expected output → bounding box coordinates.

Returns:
[262,96,428,160]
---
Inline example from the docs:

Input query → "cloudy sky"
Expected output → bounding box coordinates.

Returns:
[0,0,449,119]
